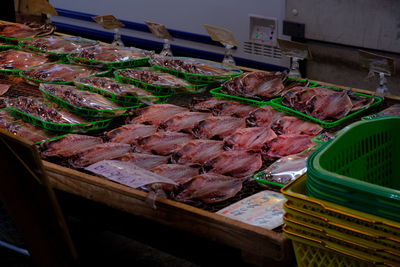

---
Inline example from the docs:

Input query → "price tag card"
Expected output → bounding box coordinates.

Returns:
[145,21,173,40]
[359,50,394,75]
[217,190,285,230]
[277,38,311,59]
[27,0,58,16]
[86,160,177,189]
[204,24,238,47]
[92,15,124,30]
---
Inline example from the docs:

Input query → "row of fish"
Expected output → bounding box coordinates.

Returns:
[20,35,97,54]
[0,50,50,71]
[0,22,54,39]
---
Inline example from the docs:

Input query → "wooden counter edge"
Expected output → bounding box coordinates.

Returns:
[43,161,293,264]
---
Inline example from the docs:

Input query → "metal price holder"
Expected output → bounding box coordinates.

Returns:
[92,15,125,46]
[359,50,395,97]
[277,38,312,78]
[145,21,174,56]
[204,24,238,67]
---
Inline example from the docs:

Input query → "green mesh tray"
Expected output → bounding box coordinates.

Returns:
[39,87,140,118]
[114,69,208,94]
[33,133,68,145]
[74,81,172,105]
[7,106,112,133]
[19,68,111,85]
[67,55,150,69]
[270,87,382,128]
[0,43,15,51]
[149,57,243,84]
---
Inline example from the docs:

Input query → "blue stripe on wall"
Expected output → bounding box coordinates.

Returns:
[52,21,287,72]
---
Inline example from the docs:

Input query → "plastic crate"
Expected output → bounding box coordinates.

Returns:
[74,80,172,106]
[269,87,382,128]
[39,86,140,118]
[149,56,243,84]
[306,117,400,222]
[281,174,400,242]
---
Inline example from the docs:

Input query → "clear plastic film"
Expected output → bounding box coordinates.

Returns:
[0,22,54,39]
[20,35,97,54]
[0,50,49,70]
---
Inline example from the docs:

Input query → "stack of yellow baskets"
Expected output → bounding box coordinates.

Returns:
[281,118,400,267]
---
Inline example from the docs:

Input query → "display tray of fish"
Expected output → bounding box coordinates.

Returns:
[74,77,167,105]
[39,84,134,117]
[149,55,242,83]
[0,22,54,40]
[68,44,151,66]
[271,86,381,127]
[0,109,55,143]
[20,63,108,85]
[0,50,49,72]
[20,35,97,55]
[114,67,205,93]
[6,96,112,133]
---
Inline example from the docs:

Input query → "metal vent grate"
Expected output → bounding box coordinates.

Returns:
[243,42,282,59]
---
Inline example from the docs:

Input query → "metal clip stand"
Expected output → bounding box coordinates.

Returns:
[289,57,302,78]
[45,14,51,25]
[222,44,235,68]
[376,72,389,96]
[160,39,173,56]
[112,28,124,47]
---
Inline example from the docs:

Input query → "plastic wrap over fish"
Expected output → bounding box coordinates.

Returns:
[0,50,49,70]
[0,22,54,39]
[20,35,97,54]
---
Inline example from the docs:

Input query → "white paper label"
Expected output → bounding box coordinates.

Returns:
[217,190,285,230]
[86,160,177,189]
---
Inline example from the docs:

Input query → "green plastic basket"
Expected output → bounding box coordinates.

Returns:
[74,80,172,105]
[306,117,400,222]
[7,106,112,133]
[270,88,382,128]
[39,86,140,118]
[114,68,208,94]
[0,43,15,51]
[149,56,243,84]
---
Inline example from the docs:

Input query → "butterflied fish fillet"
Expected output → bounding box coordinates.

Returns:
[115,153,169,170]
[105,123,158,144]
[213,101,259,118]
[175,173,243,203]
[71,143,132,168]
[41,134,103,158]
[246,106,284,127]
[376,104,400,117]
[130,104,188,125]
[190,98,233,112]
[308,90,352,121]
[172,139,225,165]
[272,116,322,136]
[159,111,212,132]
[224,127,277,152]
[192,116,246,139]
[136,132,194,155]
[151,164,200,185]
[262,134,314,161]
[205,150,262,178]
[348,93,374,112]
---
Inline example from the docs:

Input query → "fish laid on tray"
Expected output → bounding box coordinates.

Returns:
[204,150,262,178]
[262,134,314,161]
[75,77,160,104]
[150,56,237,76]
[221,71,286,100]
[246,106,285,127]
[69,44,150,62]
[105,123,158,144]
[159,111,212,133]
[175,173,244,204]
[70,143,132,168]
[115,68,195,89]
[21,63,103,83]
[20,35,96,54]
[7,96,87,124]
[0,50,49,71]
[172,139,225,165]
[115,153,170,170]
[151,164,201,188]
[0,22,54,39]
[224,127,277,152]
[130,104,188,125]
[282,86,374,121]
[0,110,54,143]
[192,116,246,139]
[39,84,125,116]
[190,98,258,118]
[135,132,194,155]
[272,116,323,136]
[40,134,103,158]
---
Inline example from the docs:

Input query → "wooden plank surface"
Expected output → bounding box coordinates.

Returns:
[44,161,293,265]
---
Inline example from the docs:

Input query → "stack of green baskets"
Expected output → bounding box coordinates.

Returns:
[306,117,400,222]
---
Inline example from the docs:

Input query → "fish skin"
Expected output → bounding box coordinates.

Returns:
[271,116,322,136]
[172,139,225,165]
[104,123,158,144]
[130,104,188,125]
[262,134,314,161]
[135,132,194,155]
[192,116,246,140]
[115,153,169,170]
[246,106,284,127]
[224,127,277,152]
[159,111,212,133]
[151,164,200,185]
